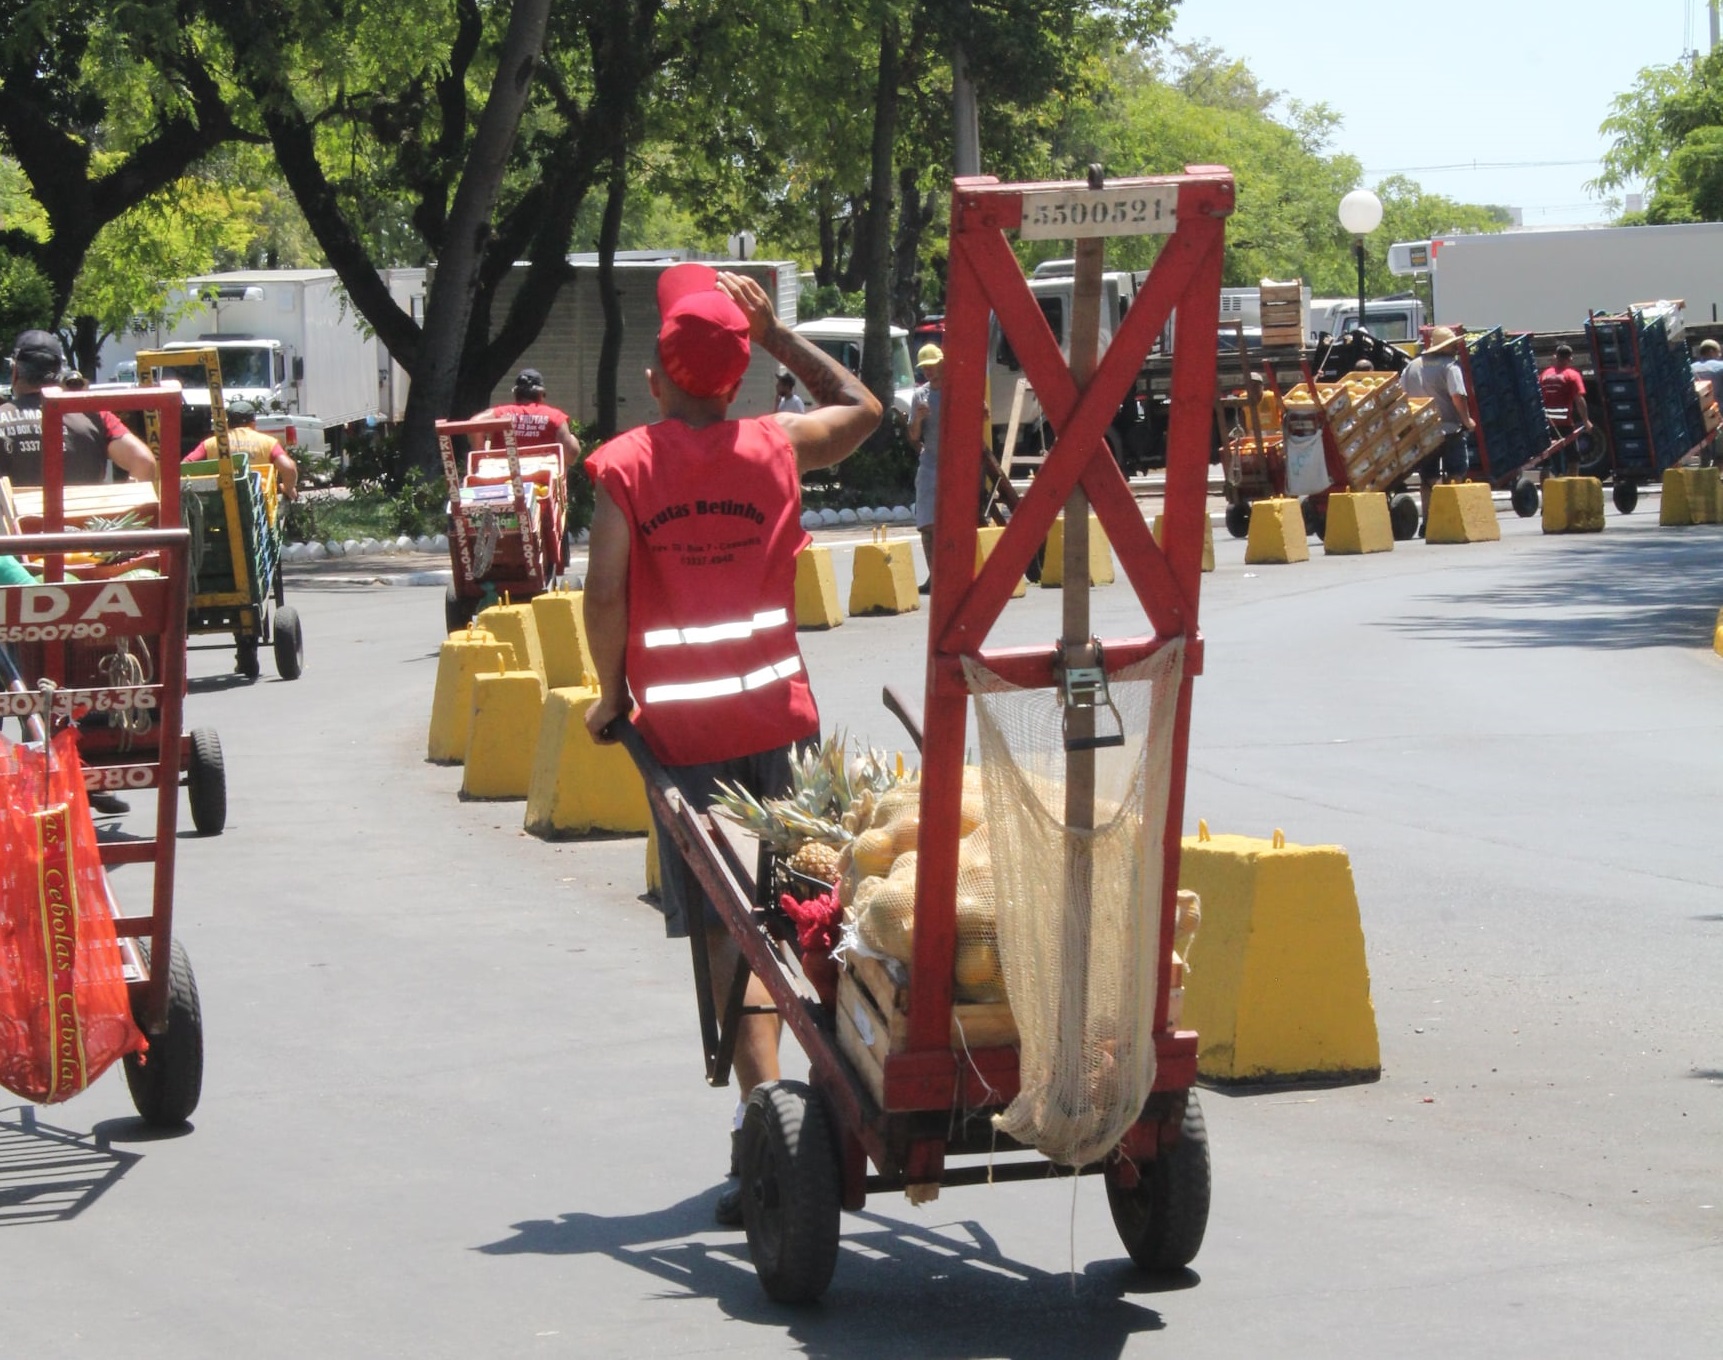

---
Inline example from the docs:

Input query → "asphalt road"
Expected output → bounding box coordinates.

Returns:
[4,500,1720,1358]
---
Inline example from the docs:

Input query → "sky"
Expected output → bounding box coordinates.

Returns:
[1167,0,1710,230]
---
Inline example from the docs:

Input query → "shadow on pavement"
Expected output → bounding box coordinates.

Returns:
[0,1106,141,1226]
[1382,531,1723,650]
[476,1192,1177,1356]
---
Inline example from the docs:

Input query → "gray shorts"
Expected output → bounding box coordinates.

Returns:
[653,742,805,938]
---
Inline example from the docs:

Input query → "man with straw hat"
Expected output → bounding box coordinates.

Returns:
[1401,325,1476,533]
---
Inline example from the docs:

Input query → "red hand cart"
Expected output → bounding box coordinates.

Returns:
[625,167,1231,1303]
[1,383,205,1124]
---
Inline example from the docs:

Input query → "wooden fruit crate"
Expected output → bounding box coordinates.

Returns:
[834,953,1018,1109]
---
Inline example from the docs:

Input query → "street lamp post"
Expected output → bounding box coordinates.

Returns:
[1337,188,1384,340]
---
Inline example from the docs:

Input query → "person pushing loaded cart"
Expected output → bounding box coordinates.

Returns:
[581,263,882,1224]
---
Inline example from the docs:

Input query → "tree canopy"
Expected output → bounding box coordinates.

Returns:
[1594,50,1723,223]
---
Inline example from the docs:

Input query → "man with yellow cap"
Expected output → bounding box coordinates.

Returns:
[1401,325,1477,533]
[907,342,945,592]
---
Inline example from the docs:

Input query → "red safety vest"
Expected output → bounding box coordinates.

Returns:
[488,402,571,446]
[587,415,817,766]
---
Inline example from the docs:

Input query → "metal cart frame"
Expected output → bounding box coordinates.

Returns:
[628,167,1231,1303]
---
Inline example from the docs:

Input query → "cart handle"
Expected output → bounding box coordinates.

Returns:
[882,685,924,751]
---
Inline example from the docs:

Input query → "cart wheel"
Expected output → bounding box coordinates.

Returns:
[444,584,478,635]
[123,938,204,1128]
[187,727,227,836]
[1301,498,1326,541]
[1104,1091,1211,1272]
[273,606,305,680]
[1511,479,1540,518]
[1613,479,1639,514]
[739,1079,842,1304]
[1389,494,1420,541]
[1224,500,1251,539]
[235,637,261,681]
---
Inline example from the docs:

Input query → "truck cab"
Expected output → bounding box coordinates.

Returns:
[139,338,327,454]
[791,317,918,416]
[1317,296,1426,345]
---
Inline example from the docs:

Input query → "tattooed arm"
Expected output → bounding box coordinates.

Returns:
[716,272,883,473]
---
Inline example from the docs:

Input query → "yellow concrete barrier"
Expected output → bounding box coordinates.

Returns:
[461,671,546,800]
[1321,492,1393,555]
[1660,467,1721,525]
[1243,497,1310,564]
[427,630,514,764]
[1041,513,1115,587]
[1542,476,1605,534]
[531,590,596,689]
[524,686,652,835]
[795,545,845,627]
[1151,514,1216,572]
[1424,482,1500,543]
[646,819,662,896]
[848,530,920,616]
[1713,606,1723,657]
[473,602,545,679]
[1178,826,1380,1084]
[974,525,1027,596]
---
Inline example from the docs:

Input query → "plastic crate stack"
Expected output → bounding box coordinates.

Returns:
[185,464,273,601]
[1586,303,1706,476]
[1465,328,1549,480]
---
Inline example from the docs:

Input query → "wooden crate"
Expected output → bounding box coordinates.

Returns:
[834,955,1018,1108]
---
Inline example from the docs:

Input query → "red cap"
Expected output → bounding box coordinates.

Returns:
[656,263,751,398]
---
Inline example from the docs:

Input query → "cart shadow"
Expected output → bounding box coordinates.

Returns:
[477,1194,1175,1357]
[187,673,256,694]
[0,1106,142,1226]
[1382,532,1723,650]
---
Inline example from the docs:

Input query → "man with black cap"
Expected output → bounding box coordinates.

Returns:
[477,367,581,464]
[582,263,880,1226]
[182,398,300,500]
[0,329,157,487]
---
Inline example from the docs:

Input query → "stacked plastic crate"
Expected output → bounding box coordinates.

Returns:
[1586,302,1705,476]
[1464,328,1550,481]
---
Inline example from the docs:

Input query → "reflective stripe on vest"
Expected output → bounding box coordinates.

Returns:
[642,654,803,704]
[641,608,790,650]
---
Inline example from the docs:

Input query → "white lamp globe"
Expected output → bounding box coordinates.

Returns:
[1338,188,1384,236]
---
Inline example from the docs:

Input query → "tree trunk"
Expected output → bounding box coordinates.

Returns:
[860,18,902,443]
[403,0,553,474]
[594,158,628,440]
[891,165,936,329]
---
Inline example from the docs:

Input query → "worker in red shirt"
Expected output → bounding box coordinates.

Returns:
[1539,343,1591,473]
[477,368,581,464]
[182,399,299,500]
[583,264,880,1226]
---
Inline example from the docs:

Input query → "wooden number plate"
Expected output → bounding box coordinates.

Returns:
[1018,184,1179,240]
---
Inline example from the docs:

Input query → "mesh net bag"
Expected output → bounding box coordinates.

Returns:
[963,640,1185,1166]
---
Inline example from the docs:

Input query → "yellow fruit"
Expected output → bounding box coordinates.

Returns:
[890,816,920,856]
[787,841,842,883]
[959,791,985,835]
[888,850,917,880]
[869,782,921,829]
[853,828,896,878]
[857,879,916,961]
[954,942,1006,1001]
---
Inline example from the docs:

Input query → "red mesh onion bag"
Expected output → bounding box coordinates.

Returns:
[0,730,146,1103]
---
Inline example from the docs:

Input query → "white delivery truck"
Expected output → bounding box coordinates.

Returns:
[1391,223,1723,334]
[106,269,387,454]
[792,316,918,417]
[990,259,1138,439]
[485,254,799,428]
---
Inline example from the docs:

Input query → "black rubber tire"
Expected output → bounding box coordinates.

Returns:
[1389,493,1420,541]
[235,637,261,680]
[1301,498,1326,541]
[186,727,226,836]
[1613,479,1639,514]
[1224,499,1251,539]
[123,938,204,1127]
[273,605,304,680]
[1511,479,1540,518]
[1104,1091,1211,1272]
[739,1080,842,1304]
[444,584,477,635]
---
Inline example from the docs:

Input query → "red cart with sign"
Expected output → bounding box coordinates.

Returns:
[437,416,568,632]
[0,383,205,1124]
[624,168,1229,1304]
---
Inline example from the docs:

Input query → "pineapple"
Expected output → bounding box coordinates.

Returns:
[787,840,842,883]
